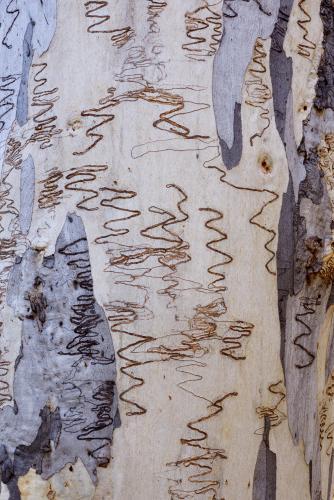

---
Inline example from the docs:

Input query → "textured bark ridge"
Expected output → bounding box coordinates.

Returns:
[1,0,334,498]
[0,214,119,497]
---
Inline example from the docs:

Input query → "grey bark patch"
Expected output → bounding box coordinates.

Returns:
[212,0,279,168]
[252,417,276,500]
[16,22,34,127]
[218,103,242,169]
[0,445,21,500]
[277,175,295,365]
[1,213,119,489]
[19,154,35,235]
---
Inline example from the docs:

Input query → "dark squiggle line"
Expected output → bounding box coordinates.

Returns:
[293,295,321,369]
[95,188,140,244]
[38,169,64,210]
[167,391,238,498]
[0,348,12,406]
[146,0,167,35]
[245,38,272,145]
[199,207,232,292]
[75,86,210,157]
[140,184,191,301]
[2,0,20,49]
[297,0,316,60]
[106,298,154,416]
[182,1,223,62]
[64,164,108,211]
[84,0,134,48]
[256,380,286,430]
[28,63,62,150]
[103,185,191,415]
[204,154,279,275]
[0,75,17,134]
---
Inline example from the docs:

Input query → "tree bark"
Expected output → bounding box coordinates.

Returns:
[0,1,333,499]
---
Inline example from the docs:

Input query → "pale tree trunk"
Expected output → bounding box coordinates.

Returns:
[0,1,333,499]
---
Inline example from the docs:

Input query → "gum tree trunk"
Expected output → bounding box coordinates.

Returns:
[0,1,333,499]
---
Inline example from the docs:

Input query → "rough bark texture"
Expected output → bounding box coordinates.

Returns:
[0,1,334,499]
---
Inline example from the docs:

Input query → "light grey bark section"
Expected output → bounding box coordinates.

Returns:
[212,0,279,168]
[19,154,34,235]
[252,418,276,500]
[0,214,119,497]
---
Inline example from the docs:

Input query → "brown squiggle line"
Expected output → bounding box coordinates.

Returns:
[84,0,134,48]
[105,297,154,416]
[104,185,190,415]
[0,75,17,134]
[147,0,167,35]
[204,153,279,276]
[199,207,232,293]
[95,188,140,244]
[28,63,62,150]
[4,137,22,169]
[64,164,108,211]
[0,165,24,260]
[297,0,316,60]
[140,184,191,301]
[245,38,272,146]
[167,391,238,498]
[256,380,286,430]
[294,295,320,369]
[182,1,223,62]
[0,347,12,406]
[1,0,20,49]
[320,401,329,450]
[74,86,209,156]
[38,168,64,210]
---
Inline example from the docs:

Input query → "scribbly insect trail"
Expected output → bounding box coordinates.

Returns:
[29,63,62,150]
[140,184,190,301]
[199,207,231,293]
[95,188,140,244]
[100,182,150,416]
[0,356,11,406]
[0,167,25,262]
[4,137,22,169]
[167,392,238,499]
[147,0,167,35]
[84,1,134,47]
[297,0,316,60]
[256,380,286,429]
[105,298,153,416]
[0,75,17,134]
[65,164,108,211]
[245,38,272,145]
[182,1,223,62]
[74,86,210,157]
[204,153,279,276]
[73,88,117,157]
[103,184,191,415]
[38,169,64,210]
[1,0,20,49]
[293,295,321,369]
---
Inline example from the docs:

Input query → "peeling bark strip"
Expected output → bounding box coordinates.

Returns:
[0,214,119,496]
[212,0,279,168]
[253,417,276,500]
[275,0,334,499]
